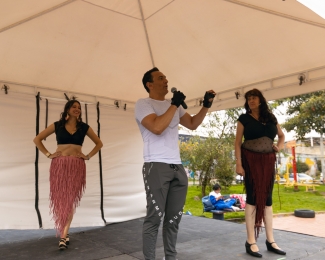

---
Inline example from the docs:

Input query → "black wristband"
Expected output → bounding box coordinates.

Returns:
[171,99,181,108]
[171,91,185,108]
[203,92,215,108]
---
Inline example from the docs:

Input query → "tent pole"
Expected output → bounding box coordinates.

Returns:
[138,0,155,67]
[34,92,43,228]
[0,0,77,34]
[97,102,106,224]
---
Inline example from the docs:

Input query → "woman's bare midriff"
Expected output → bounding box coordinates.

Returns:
[56,144,82,156]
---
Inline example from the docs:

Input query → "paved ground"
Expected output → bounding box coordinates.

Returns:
[272,212,325,238]
[0,214,325,260]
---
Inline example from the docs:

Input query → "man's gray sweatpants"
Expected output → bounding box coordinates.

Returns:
[142,162,188,260]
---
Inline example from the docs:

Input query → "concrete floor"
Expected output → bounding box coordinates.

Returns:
[0,215,324,260]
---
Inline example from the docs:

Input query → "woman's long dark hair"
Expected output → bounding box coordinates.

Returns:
[57,100,83,129]
[244,88,277,124]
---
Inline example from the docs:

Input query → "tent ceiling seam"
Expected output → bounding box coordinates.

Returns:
[0,79,136,105]
[208,75,325,108]
[0,0,77,34]
[224,0,325,29]
[183,75,325,112]
[145,0,175,21]
[138,0,155,67]
[82,0,141,20]
[186,64,325,103]
[2,65,325,110]
[3,76,325,111]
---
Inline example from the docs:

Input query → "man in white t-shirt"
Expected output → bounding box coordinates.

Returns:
[135,67,216,260]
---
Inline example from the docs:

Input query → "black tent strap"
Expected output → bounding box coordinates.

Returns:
[1,84,9,94]
[97,102,106,224]
[34,92,43,228]
[45,99,48,129]
[64,93,70,101]
[44,99,48,141]
[85,103,88,124]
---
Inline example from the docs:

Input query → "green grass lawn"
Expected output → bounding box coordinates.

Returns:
[184,183,325,220]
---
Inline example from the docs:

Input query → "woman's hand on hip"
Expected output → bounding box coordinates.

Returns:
[49,151,62,159]
[77,153,88,160]
[272,144,280,152]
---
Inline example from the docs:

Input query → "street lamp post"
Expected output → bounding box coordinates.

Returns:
[291,146,299,191]
[320,134,324,183]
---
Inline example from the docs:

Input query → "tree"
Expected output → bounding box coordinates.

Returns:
[296,160,309,173]
[288,159,309,173]
[179,110,242,196]
[278,91,325,139]
[278,91,325,181]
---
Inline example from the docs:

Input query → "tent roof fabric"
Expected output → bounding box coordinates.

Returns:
[1,0,325,112]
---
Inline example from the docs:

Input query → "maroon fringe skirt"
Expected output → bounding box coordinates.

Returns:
[241,148,276,238]
[49,156,86,236]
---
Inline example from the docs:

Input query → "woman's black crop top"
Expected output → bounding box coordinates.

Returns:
[54,121,89,146]
[238,114,277,141]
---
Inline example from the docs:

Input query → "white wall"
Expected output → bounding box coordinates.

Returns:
[0,92,145,229]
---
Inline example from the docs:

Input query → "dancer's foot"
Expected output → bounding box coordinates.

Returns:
[266,240,286,255]
[245,241,262,258]
[66,234,70,245]
[58,238,67,250]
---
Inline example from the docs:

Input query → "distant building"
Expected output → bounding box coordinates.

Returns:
[179,134,206,142]
[284,137,324,159]
[284,137,324,175]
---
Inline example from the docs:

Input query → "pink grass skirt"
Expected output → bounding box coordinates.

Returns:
[49,156,86,236]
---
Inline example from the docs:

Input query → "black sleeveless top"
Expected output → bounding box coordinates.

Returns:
[238,114,278,153]
[238,114,277,141]
[54,121,89,146]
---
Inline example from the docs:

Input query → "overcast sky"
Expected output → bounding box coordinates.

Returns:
[298,0,325,19]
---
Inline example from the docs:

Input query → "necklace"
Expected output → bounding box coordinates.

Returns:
[250,113,259,121]
[250,113,266,125]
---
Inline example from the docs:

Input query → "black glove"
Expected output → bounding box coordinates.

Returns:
[203,91,215,108]
[171,91,186,108]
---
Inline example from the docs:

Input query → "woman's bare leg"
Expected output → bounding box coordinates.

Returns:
[61,210,74,239]
[264,206,282,249]
[245,203,259,252]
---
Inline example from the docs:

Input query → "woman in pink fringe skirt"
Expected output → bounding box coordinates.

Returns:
[235,89,286,258]
[33,100,103,250]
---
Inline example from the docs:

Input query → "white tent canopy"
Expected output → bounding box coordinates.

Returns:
[1,0,325,229]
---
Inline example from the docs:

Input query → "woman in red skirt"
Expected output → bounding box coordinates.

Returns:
[235,89,286,258]
[33,100,103,250]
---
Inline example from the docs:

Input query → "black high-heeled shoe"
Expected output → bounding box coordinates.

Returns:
[59,238,68,250]
[245,241,262,258]
[265,240,286,255]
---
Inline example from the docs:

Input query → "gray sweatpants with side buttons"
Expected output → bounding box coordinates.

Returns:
[142,162,188,260]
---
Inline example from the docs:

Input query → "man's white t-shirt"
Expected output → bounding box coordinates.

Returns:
[135,98,186,164]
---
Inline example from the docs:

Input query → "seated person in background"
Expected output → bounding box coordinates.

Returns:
[209,184,240,211]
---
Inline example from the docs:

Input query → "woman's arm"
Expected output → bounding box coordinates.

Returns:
[83,127,103,160]
[33,124,56,158]
[273,124,285,152]
[234,121,245,177]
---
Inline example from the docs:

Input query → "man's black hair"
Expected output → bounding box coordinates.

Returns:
[142,67,159,93]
